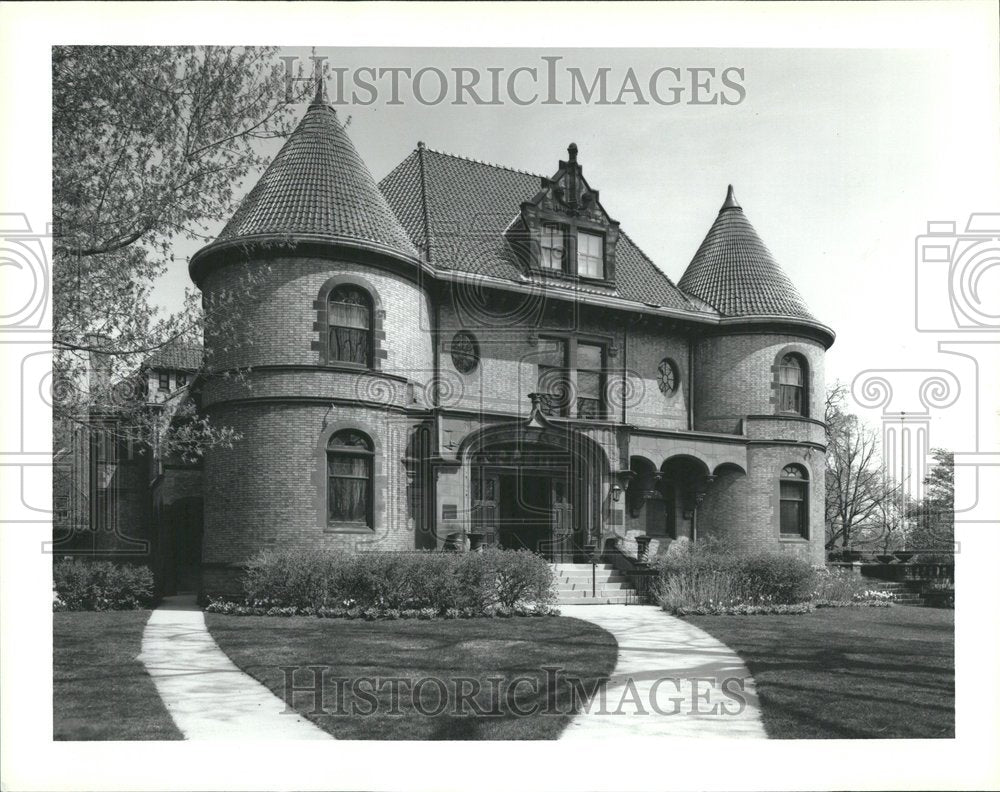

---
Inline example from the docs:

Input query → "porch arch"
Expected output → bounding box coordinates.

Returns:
[457,423,612,559]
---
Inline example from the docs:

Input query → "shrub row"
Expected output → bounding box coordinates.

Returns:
[53,558,155,611]
[653,539,894,616]
[241,547,555,613]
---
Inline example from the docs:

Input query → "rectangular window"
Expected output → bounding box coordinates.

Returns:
[779,481,807,537]
[577,231,604,279]
[328,455,371,524]
[537,337,569,416]
[157,372,170,391]
[540,223,566,271]
[176,372,188,388]
[576,342,605,419]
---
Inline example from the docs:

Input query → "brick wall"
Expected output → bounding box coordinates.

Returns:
[201,401,428,594]
[200,256,434,384]
[197,254,438,596]
[694,333,826,434]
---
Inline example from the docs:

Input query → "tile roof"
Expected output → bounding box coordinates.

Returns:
[678,186,816,320]
[143,343,202,372]
[378,146,700,312]
[214,99,418,260]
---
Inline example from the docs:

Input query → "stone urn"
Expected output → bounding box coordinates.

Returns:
[467,532,485,553]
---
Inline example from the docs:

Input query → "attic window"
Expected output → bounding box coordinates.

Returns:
[158,372,170,391]
[540,223,566,271]
[578,231,604,279]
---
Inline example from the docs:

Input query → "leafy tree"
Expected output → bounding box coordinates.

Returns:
[824,383,885,551]
[52,46,309,456]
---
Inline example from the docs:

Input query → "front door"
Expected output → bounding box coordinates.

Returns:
[550,477,574,562]
[471,470,500,547]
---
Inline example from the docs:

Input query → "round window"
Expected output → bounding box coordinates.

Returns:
[657,358,679,395]
[451,331,480,374]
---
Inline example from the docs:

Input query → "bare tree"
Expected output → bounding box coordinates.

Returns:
[824,383,885,551]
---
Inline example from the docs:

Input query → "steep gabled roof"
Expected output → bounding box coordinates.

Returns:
[379,146,700,312]
[678,186,815,320]
[209,96,418,261]
[143,342,202,372]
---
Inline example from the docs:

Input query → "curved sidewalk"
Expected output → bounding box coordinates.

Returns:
[559,604,767,738]
[138,595,331,740]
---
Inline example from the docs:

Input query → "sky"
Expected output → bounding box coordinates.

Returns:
[154,46,1000,457]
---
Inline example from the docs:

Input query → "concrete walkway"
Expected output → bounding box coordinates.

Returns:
[138,595,331,740]
[559,604,767,738]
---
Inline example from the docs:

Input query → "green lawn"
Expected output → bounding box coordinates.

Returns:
[686,605,954,739]
[53,611,182,740]
[206,614,618,739]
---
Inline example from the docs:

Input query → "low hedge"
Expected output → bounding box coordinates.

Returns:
[654,539,895,616]
[653,539,815,614]
[240,547,555,614]
[53,558,155,611]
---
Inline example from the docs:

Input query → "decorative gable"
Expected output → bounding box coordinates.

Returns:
[511,143,620,284]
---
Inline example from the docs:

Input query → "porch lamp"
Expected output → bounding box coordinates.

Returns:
[610,484,624,502]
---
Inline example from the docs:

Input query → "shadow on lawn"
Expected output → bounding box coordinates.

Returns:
[206,614,619,740]
[687,607,955,739]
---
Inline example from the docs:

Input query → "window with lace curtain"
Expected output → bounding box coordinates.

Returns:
[777,353,806,415]
[327,430,373,528]
[328,285,372,367]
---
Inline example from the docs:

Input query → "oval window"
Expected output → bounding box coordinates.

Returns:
[657,358,679,395]
[451,331,480,374]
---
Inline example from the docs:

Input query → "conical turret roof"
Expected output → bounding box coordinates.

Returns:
[201,93,418,265]
[678,186,815,320]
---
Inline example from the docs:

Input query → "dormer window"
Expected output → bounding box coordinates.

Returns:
[540,223,567,271]
[577,231,604,279]
[514,143,619,285]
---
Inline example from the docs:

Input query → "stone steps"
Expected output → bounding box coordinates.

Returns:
[866,580,931,605]
[551,562,637,605]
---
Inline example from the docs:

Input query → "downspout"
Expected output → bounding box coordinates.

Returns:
[418,140,441,547]
[621,323,628,425]
[687,333,695,431]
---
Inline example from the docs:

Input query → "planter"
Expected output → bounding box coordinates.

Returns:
[893,551,915,563]
[875,554,896,565]
[467,532,485,553]
[635,536,653,563]
[443,531,466,552]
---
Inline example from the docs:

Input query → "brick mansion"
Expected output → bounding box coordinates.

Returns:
[56,88,834,596]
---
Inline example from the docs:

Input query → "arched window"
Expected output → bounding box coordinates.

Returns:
[327,430,374,527]
[779,464,809,538]
[778,354,806,415]
[328,285,372,367]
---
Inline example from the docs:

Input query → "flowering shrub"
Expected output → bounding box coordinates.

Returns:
[674,602,816,616]
[855,589,894,603]
[53,558,154,611]
[812,567,877,602]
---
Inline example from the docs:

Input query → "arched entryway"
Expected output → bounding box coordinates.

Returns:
[462,425,609,562]
[659,455,713,541]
